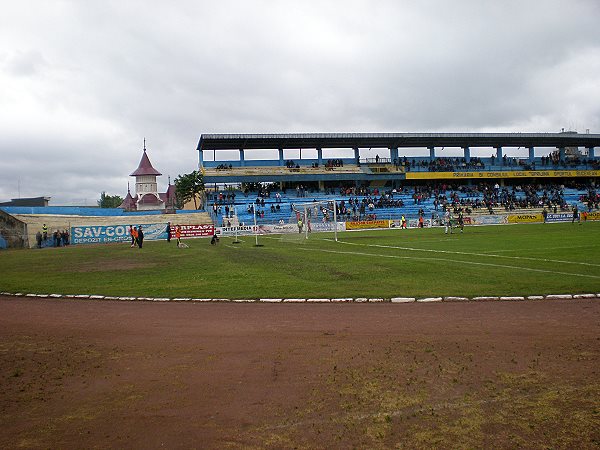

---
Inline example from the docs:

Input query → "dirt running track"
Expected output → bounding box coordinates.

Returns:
[1,296,599,449]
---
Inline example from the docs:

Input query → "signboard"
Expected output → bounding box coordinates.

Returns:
[586,211,600,221]
[405,170,600,180]
[216,225,257,236]
[310,222,346,232]
[172,224,214,238]
[469,215,508,225]
[507,213,543,224]
[346,220,390,230]
[544,213,572,223]
[71,223,168,244]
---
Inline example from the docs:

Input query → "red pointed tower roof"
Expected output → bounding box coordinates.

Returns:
[118,184,137,209]
[130,147,162,176]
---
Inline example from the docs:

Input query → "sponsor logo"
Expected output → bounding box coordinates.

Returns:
[72,223,168,244]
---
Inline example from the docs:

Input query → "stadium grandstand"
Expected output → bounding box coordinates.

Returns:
[197,132,600,227]
[2,131,600,249]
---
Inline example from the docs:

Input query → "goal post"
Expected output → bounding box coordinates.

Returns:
[289,200,338,241]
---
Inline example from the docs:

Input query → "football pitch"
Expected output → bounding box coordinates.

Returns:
[1,222,599,448]
[1,222,599,299]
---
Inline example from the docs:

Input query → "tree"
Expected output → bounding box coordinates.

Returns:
[175,170,204,209]
[98,192,123,208]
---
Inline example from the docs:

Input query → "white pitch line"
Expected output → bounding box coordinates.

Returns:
[479,243,600,254]
[297,247,600,280]
[322,239,600,268]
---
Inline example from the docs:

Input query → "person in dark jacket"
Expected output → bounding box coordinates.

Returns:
[137,225,144,248]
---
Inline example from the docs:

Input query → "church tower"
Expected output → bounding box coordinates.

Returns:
[129,141,165,210]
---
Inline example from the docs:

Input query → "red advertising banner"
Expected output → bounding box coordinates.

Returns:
[170,224,214,238]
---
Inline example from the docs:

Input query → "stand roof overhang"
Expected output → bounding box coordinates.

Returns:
[198,133,600,151]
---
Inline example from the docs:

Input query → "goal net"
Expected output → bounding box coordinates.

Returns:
[282,200,338,242]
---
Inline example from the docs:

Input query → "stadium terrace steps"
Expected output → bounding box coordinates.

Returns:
[210,185,593,226]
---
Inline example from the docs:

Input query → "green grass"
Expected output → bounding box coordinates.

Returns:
[1,222,599,299]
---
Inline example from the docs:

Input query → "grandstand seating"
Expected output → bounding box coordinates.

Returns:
[207,185,594,226]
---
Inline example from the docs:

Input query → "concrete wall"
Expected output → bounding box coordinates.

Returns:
[0,209,28,248]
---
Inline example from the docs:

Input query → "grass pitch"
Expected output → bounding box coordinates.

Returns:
[1,222,599,298]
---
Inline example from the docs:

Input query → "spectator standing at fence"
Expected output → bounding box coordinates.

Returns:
[137,225,144,248]
[36,231,42,248]
[131,226,138,248]
[401,215,407,229]
[176,225,182,246]
[42,224,48,241]
[166,222,172,243]
[61,229,69,246]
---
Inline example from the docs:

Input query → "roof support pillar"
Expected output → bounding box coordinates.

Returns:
[198,149,204,168]
[496,146,503,160]
[429,146,436,161]
[354,147,360,163]
[529,146,535,163]
[390,147,398,163]
[588,146,595,159]
[239,149,245,167]
[558,147,565,161]
[317,148,323,166]
[278,148,284,166]
[463,146,471,163]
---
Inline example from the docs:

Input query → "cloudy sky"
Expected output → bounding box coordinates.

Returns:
[1,0,599,204]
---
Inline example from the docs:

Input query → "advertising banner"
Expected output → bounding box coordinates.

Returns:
[405,219,433,228]
[71,223,167,244]
[216,225,257,236]
[172,224,214,238]
[585,211,600,221]
[346,220,390,230]
[310,222,346,232]
[469,215,508,225]
[507,213,543,224]
[544,213,572,223]
[217,222,346,236]
[259,224,297,234]
[406,170,600,180]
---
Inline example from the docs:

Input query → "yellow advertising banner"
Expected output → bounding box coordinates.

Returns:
[346,220,390,230]
[405,170,600,180]
[507,213,544,223]
[584,211,600,221]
